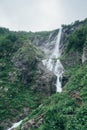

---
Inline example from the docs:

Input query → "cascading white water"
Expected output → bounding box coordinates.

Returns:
[42,28,64,92]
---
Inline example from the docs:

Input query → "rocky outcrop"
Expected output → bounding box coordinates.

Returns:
[12,42,56,95]
[32,29,59,57]
[31,62,56,95]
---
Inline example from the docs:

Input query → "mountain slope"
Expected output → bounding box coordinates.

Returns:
[15,18,87,130]
[17,65,87,130]
[0,18,87,130]
[0,28,56,129]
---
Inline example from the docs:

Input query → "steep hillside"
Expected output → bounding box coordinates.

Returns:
[0,18,87,130]
[18,64,87,130]
[14,18,87,130]
[0,28,56,129]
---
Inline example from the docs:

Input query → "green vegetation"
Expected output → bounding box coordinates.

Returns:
[17,19,87,130]
[66,25,87,53]
[17,65,87,130]
[0,18,87,130]
[0,28,47,129]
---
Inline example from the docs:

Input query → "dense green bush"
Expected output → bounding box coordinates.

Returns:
[66,26,87,52]
[0,28,45,129]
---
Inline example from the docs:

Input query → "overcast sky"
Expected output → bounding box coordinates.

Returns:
[0,0,87,32]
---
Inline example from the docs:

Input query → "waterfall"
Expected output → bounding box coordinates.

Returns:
[42,28,64,92]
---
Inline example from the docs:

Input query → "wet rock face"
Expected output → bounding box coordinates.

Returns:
[32,29,59,56]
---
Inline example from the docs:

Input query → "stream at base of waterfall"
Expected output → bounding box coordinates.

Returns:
[42,28,64,92]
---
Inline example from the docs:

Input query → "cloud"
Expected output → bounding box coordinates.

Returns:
[0,0,87,31]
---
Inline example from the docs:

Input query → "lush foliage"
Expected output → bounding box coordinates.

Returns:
[0,28,46,129]
[0,18,87,130]
[66,22,87,53]
[18,63,87,130]
[17,19,87,130]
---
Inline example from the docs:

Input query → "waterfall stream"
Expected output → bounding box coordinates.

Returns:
[42,28,64,92]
